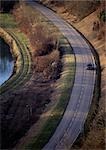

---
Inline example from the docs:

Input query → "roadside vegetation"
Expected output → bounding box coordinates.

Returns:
[0,0,18,12]
[13,2,61,79]
[0,29,29,94]
[41,0,101,20]
[0,13,31,94]
[0,13,17,28]
[12,3,75,150]
[0,2,75,149]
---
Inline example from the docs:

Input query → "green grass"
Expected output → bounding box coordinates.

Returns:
[0,30,32,95]
[0,13,32,95]
[15,31,29,45]
[0,13,17,28]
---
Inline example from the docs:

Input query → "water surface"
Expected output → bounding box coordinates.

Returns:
[0,37,14,85]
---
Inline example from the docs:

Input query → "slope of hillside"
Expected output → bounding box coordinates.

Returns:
[74,11,105,149]
[41,0,100,20]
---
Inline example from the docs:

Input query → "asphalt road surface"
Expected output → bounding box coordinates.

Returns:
[27,1,96,149]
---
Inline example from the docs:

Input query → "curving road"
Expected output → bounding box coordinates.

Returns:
[27,1,96,149]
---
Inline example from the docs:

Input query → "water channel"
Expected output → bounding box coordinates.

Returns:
[0,37,14,85]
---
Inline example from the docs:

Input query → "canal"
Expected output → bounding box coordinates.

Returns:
[0,37,14,85]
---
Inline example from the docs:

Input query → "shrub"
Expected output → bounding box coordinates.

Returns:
[0,0,19,12]
[29,24,56,56]
[13,2,57,56]
[34,50,59,72]
[99,10,106,22]
[13,2,60,80]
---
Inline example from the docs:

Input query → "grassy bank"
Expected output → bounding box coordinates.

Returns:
[0,13,32,95]
[0,13,17,28]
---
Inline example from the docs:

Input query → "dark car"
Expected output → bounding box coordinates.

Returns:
[86,63,96,70]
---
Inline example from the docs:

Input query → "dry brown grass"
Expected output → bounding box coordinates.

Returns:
[97,26,105,40]
[13,2,60,79]
[13,2,56,56]
[41,0,100,20]
[74,6,105,150]
[34,50,60,79]
[29,24,56,56]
